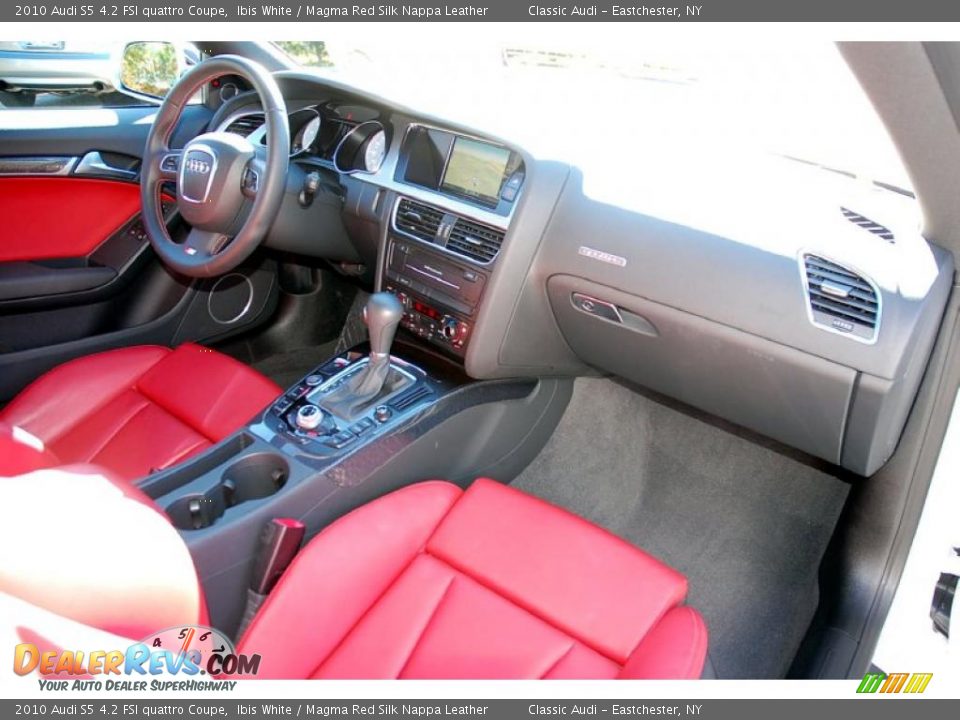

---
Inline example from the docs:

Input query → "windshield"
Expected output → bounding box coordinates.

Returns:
[275,38,912,196]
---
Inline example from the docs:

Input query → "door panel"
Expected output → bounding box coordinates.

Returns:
[0,103,279,403]
[0,177,141,262]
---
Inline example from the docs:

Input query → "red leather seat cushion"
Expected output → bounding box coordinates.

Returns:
[238,479,707,679]
[0,344,281,482]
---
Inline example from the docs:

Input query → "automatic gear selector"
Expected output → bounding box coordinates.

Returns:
[259,293,435,458]
[318,292,409,421]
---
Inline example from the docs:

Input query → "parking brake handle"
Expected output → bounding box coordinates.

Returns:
[236,518,305,641]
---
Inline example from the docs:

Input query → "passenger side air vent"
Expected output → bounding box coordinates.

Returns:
[802,254,880,343]
[395,198,443,242]
[224,114,265,137]
[447,218,505,263]
[840,207,895,242]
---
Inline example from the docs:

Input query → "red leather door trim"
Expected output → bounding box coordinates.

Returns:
[0,177,142,262]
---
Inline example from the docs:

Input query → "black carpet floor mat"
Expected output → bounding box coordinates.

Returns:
[512,377,850,679]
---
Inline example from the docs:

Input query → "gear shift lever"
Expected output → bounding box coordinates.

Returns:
[320,292,407,420]
[364,291,405,361]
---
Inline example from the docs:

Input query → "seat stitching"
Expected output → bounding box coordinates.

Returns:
[26,351,168,447]
[538,643,576,680]
[395,574,457,679]
[305,553,422,678]
[299,490,464,678]
[424,548,629,664]
[135,380,220,443]
[85,389,208,468]
[80,397,152,462]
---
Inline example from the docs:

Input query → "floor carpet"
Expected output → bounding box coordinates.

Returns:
[512,377,850,679]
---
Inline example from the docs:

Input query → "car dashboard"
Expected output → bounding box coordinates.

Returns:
[210,69,954,477]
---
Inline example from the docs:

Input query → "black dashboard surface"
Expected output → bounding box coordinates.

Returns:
[213,70,953,476]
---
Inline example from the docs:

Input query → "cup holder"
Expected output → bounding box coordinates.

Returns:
[165,453,290,531]
[221,453,290,504]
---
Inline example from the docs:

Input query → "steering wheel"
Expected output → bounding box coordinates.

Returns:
[141,55,289,278]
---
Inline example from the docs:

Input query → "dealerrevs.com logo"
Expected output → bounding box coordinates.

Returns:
[13,625,259,691]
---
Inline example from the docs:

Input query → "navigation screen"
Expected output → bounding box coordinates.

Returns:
[440,137,511,206]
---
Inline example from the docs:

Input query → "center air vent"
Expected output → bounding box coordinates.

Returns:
[802,254,880,343]
[224,114,265,137]
[395,198,443,242]
[840,207,895,243]
[447,218,505,264]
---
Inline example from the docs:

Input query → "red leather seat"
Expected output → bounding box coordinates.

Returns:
[238,478,708,679]
[0,473,706,679]
[0,344,280,482]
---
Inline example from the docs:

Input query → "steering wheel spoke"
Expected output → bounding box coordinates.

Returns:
[184,228,231,258]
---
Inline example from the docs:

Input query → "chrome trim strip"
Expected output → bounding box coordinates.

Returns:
[207,273,255,325]
[0,156,77,176]
[74,151,137,180]
[571,292,625,324]
[797,249,882,345]
[289,107,321,158]
[333,120,385,174]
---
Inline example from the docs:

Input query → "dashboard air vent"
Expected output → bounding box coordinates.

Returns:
[447,218,505,263]
[840,207,894,242]
[395,198,443,242]
[225,114,265,137]
[803,254,880,343]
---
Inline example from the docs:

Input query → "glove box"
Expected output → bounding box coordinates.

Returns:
[546,274,856,465]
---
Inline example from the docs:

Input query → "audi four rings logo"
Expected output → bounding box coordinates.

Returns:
[186,158,211,174]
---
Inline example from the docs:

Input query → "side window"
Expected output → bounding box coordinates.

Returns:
[0,41,198,109]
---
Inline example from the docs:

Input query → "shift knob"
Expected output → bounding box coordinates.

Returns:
[364,292,404,358]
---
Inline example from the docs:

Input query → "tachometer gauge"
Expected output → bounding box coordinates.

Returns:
[334,121,388,175]
[291,113,321,156]
[363,130,387,173]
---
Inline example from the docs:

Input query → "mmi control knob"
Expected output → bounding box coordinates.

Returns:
[295,404,324,431]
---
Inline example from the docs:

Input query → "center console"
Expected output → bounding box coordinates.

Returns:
[131,126,545,640]
[382,125,524,359]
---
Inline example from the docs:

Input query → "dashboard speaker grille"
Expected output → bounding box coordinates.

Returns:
[225,114,265,137]
[447,218,505,263]
[840,207,895,242]
[395,198,443,242]
[803,254,879,342]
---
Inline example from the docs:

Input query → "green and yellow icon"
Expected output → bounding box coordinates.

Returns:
[857,672,933,694]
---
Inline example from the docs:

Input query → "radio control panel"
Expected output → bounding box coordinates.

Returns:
[383,239,485,357]
[385,285,471,354]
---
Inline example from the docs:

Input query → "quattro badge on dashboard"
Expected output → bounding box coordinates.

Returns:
[578,246,627,267]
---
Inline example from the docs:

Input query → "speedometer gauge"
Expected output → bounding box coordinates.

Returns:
[291,113,321,156]
[363,130,387,173]
[334,121,388,175]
